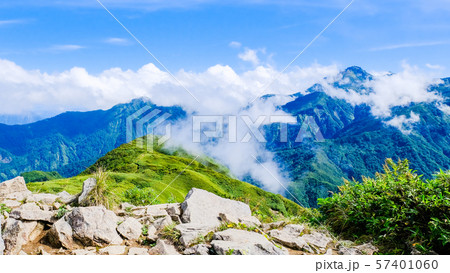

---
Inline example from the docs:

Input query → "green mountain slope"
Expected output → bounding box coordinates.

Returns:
[28,137,305,220]
[0,99,186,180]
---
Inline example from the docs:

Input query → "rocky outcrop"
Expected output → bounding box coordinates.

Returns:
[176,188,259,246]
[99,245,127,255]
[0,177,30,200]
[338,243,378,255]
[49,206,123,249]
[48,218,74,249]
[184,244,210,255]
[180,188,253,226]
[65,206,123,247]
[175,223,213,247]
[0,178,380,256]
[269,224,312,252]
[117,218,142,240]
[211,229,288,255]
[2,218,42,255]
[77,178,96,205]
[269,224,333,254]
[26,193,59,206]
[149,239,180,255]
[0,218,5,255]
[57,191,77,204]
[10,203,56,223]
[128,247,149,255]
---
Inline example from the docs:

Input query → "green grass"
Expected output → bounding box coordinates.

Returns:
[27,137,307,221]
[21,170,63,183]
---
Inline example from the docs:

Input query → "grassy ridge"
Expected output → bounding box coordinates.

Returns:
[28,138,307,221]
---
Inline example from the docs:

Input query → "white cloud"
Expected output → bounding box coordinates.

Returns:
[0,59,340,116]
[0,19,28,26]
[369,41,449,51]
[238,48,261,66]
[49,44,85,52]
[104,37,130,45]
[385,112,420,134]
[426,63,445,70]
[438,103,450,115]
[229,41,242,48]
[322,63,443,117]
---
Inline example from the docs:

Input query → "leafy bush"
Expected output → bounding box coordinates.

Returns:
[124,187,156,206]
[318,159,450,254]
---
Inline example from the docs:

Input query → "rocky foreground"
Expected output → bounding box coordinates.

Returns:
[0,176,377,255]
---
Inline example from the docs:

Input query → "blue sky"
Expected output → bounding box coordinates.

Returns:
[1,0,450,75]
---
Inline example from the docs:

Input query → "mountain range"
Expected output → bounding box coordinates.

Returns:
[1,66,449,207]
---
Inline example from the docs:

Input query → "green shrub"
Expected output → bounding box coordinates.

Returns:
[318,159,450,254]
[160,223,181,242]
[56,205,68,219]
[0,203,11,215]
[83,167,118,209]
[124,187,156,206]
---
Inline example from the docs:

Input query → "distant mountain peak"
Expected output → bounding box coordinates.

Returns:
[340,66,372,82]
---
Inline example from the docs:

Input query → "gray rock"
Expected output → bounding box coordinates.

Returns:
[262,221,286,231]
[2,218,40,255]
[66,206,123,247]
[269,224,312,252]
[72,249,96,255]
[218,212,261,227]
[120,203,136,210]
[146,205,170,218]
[10,203,55,223]
[1,199,21,208]
[338,243,378,255]
[301,232,333,250]
[48,218,74,249]
[57,191,77,204]
[175,223,215,247]
[165,203,181,217]
[0,218,4,255]
[131,207,147,217]
[117,218,143,240]
[26,193,59,205]
[146,225,158,242]
[356,243,378,255]
[180,188,253,228]
[149,239,180,255]
[211,229,288,255]
[184,244,210,255]
[77,178,96,205]
[99,245,126,255]
[137,215,155,226]
[153,215,173,231]
[0,177,31,200]
[128,247,149,255]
